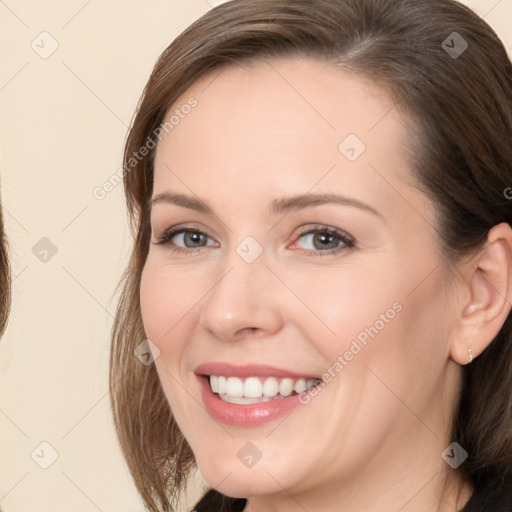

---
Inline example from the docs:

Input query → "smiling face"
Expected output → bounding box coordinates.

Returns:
[140,57,465,508]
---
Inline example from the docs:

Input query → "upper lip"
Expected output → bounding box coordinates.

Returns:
[194,362,321,380]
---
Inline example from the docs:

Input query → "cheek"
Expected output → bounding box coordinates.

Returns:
[139,258,203,351]
[140,256,189,352]
[286,265,400,355]
[140,262,165,344]
[342,265,451,403]
[301,256,447,380]
[139,260,203,417]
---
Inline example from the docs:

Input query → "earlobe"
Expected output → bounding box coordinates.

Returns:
[449,222,512,366]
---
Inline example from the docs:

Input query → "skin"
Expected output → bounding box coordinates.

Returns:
[140,57,512,511]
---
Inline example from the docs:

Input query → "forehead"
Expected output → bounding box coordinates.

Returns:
[152,57,415,208]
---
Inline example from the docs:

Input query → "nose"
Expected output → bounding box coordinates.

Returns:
[198,254,284,341]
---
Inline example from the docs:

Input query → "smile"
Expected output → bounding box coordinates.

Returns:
[208,375,321,404]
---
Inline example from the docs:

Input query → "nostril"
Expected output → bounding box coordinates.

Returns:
[237,327,259,337]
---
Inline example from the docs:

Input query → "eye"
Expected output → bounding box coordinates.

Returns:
[153,225,218,253]
[290,225,355,255]
[152,223,355,257]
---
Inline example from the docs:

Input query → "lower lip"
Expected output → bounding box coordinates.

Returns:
[197,376,312,427]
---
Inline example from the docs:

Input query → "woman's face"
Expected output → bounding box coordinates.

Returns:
[140,58,462,503]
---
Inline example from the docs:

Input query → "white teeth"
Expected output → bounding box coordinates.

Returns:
[306,379,318,390]
[226,376,244,397]
[217,376,227,394]
[293,378,306,394]
[208,375,321,400]
[262,377,279,397]
[244,377,263,398]
[278,378,294,397]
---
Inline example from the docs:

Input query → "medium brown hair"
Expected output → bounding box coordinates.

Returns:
[109,1,512,510]
[0,183,11,337]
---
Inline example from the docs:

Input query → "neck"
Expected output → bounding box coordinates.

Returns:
[243,474,472,512]
[242,427,474,512]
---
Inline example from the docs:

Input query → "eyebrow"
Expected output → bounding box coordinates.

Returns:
[150,191,383,218]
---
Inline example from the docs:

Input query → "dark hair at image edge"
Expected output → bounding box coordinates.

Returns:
[109,0,512,510]
[0,179,11,337]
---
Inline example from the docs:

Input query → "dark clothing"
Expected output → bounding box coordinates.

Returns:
[193,479,512,511]
[193,489,246,512]
[461,479,512,512]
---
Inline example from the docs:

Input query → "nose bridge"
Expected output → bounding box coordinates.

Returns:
[198,237,282,339]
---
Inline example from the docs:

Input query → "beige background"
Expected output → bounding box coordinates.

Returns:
[0,1,510,511]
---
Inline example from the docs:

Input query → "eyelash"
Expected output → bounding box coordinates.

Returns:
[153,224,356,257]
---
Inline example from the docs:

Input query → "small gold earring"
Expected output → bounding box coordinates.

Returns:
[468,347,474,363]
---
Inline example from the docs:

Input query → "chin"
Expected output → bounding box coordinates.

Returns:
[196,457,294,498]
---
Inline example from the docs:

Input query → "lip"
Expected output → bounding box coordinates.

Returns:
[194,362,320,380]
[197,375,316,427]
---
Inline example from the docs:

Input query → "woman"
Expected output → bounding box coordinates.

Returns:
[110,0,512,510]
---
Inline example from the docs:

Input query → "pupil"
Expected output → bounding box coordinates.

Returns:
[186,232,203,246]
[314,232,337,250]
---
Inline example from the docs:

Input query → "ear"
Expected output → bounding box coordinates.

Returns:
[450,222,512,366]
